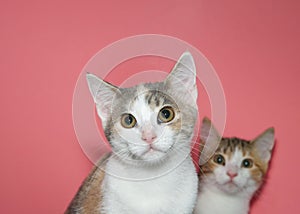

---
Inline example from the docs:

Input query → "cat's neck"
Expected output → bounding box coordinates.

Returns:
[102,147,198,214]
[194,184,251,214]
[106,148,191,180]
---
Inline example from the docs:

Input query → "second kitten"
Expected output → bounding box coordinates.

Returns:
[194,118,275,214]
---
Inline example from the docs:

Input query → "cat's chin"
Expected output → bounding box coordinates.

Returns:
[218,181,243,194]
[139,148,168,163]
[141,146,165,155]
[113,150,168,166]
[128,144,171,161]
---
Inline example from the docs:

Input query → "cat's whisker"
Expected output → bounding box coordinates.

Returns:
[198,167,210,181]
[167,145,203,170]
[192,144,215,153]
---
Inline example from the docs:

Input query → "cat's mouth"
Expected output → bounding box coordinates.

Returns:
[219,180,243,194]
[142,146,166,156]
[127,143,173,161]
[225,180,238,186]
[136,143,173,159]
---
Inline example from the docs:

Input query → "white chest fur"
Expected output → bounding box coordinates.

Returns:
[193,186,250,214]
[101,155,198,214]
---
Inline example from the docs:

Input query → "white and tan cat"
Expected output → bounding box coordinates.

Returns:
[66,52,217,214]
[194,118,275,214]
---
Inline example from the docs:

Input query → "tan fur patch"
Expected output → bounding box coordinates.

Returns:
[65,153,110,214]
[200,158,216,174]
[167,107,181,132]
[249,150,268,182]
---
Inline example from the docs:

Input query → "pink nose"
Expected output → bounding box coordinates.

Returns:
[142,130,157,144]
[227,172,238,179]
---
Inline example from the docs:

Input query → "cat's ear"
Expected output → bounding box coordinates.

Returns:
[199,117,221,165]
[252,128,275,163]
[86,73,119,122]
[165,51,197,102]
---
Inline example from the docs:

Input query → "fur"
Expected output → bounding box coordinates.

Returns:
[66,52,199,213]
[194,118,275,214]
[65,153,110,214]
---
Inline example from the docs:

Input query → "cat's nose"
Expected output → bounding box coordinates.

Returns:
[142,135,157,144]
[227,171,238,179]
[141,130,157,144]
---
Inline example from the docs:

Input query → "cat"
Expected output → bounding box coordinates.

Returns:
[66,52,214,214]
[194,117,275,214]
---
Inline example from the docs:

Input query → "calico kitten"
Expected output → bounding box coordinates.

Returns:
[194,118,275,214]
[66,52,207,214]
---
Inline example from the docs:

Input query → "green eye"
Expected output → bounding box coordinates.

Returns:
[121,114,136,128]
[242,159,253,168]
[158,106,175,123]
[213,154,225,166]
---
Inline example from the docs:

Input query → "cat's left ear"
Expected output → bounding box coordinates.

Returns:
[252,128,275,163]
[165,51,197,102]
[199,117,221,165]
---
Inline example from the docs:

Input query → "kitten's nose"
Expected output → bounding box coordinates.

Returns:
[227,171,238,179]
[141,130,157,144]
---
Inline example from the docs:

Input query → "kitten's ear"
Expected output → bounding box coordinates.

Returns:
[252,127,275,163]
[165,51,197,102]
[86,73,119,122]
[199,117,221,165]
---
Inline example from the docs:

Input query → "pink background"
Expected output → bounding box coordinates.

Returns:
[1,0,299,213]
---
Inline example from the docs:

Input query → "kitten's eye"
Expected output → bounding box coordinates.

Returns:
[242,159,253,168]
[121,114,136,128]
[158,106,175,123]
[213,154,225,166]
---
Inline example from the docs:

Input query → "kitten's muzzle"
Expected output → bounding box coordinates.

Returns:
[141,128,157,144]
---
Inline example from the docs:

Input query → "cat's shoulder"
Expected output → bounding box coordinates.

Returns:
[65,153,111,214]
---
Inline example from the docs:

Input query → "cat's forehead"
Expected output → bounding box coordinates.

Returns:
[217,137,252,157]
[121,83,176,110]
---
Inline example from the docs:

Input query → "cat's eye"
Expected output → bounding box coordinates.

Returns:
[242,159,253,168]
[121,114,137,128]
[213,154,225,166]
[158,106,175,123]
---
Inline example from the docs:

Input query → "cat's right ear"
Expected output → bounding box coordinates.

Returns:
[199,117,221,166]
[252,127,275,163]
[165,51,198,102]
[86,73,119,122]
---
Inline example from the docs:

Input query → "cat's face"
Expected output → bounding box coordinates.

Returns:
[202,139,267,195]
[105,84,189,164]
[86,52,198,165]
[199,118,275,196]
